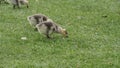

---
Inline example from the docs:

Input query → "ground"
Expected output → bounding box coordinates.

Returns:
[0,0,120,68]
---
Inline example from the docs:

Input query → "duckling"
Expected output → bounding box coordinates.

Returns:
[11,0,29,9]
[36,21,68,38]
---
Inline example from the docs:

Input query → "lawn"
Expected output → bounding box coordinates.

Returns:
[0,0,120,68]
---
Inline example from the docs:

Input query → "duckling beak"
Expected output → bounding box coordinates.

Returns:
[60,29,68,38]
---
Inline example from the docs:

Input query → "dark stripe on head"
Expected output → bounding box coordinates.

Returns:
[34,15,41,24]
[44,22,53,30]
[33,14,47,24]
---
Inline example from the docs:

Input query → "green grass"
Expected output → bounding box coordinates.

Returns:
[0,0,120,68]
